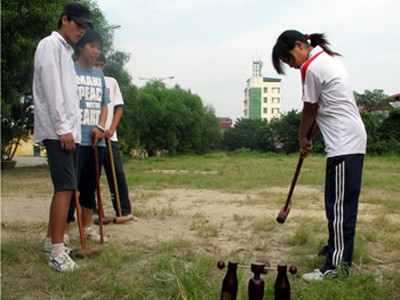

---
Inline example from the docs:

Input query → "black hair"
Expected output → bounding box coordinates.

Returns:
[97,53,106,62]
[57,14,69,29]
[75,29,103,57]
[272,30,341,74]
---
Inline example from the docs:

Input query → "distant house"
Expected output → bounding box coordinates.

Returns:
[219,117,232,132]
[14,134,45,157]
[389,93,400,108]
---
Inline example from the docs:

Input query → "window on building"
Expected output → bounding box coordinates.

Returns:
[272,87,280,94]
[272,108,280,114]
[272,97,280,104]
[263,97,268,103]
[263,107,268,114]
[263,87,268,93]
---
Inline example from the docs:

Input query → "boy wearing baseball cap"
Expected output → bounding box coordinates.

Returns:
[34,2,92,272]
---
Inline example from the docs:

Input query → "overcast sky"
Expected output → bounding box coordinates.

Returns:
[96,0,399,122]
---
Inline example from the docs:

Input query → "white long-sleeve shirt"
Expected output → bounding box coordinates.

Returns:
[33,31,81,144]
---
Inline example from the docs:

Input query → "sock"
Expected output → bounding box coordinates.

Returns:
[83,227,92,235]
[50,243,65,258]
[63,233,70,246]
[43,237,52,252]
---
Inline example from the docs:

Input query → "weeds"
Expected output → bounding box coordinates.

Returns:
[1,154,399,299]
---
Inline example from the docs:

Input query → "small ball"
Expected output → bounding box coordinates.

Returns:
[217,260,225,269]
[289,265,297,275]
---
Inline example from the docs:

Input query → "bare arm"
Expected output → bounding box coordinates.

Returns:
[298,102,318,158]
[104,105,123,139]
[90,105,108,147]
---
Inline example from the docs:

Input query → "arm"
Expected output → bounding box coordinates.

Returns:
[104,105,123,139]
[298,102,318,158]
[91,105,108,147]
[38,41,76,151]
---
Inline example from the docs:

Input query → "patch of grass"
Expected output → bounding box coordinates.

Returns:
[190,213,219,238]
[2,153,400,299]
[250,218,279,234]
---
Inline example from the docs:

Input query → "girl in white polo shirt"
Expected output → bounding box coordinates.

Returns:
[272,30,367,281]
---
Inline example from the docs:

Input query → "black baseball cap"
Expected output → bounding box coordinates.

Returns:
[62,3,93,28]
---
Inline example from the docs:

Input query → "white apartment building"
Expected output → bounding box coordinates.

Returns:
[243,60,282,121]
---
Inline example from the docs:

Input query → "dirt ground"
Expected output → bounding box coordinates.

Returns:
[2,181,386,267]
[3,155,400,276]
[2,184,318,248]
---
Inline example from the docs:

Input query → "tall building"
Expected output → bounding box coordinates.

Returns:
[243,60,282,121]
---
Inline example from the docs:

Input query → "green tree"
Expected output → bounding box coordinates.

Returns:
[222,118,268,152]
[1,0,65,160]
[378,108,400,154]
[102,50,133,94]
[1,0,117,161]
[354,89,391,112]
[269,110,300,154]
[120,81,221,156]
[117,84,139,153]
[360,111,382,154]
[200,105,222,152]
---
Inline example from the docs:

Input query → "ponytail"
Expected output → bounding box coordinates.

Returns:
[272,30,340,75]
[306,33,341,57]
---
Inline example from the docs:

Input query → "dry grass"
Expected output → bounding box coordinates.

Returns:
[1,154,399,299]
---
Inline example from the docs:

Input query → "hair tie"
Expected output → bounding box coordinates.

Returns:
[305,34,310,40]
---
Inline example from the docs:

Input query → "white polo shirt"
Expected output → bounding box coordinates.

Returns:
[33,31,81,144]
[301,46,367,157]
[104,76,124,142]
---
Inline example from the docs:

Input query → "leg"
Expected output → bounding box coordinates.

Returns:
[43,140,79,271]
[111,141,132,215]
[50,191,74,244]
[79,146,98,228]
[103,141,132,216]
[44,139,78,240]
[80,146,108,242]
[324,154,364,272]
[103,144,117,214]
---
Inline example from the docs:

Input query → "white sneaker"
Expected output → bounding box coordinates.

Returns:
[48,251,79,272]
[302,269,337,282]
[84,227,108,243]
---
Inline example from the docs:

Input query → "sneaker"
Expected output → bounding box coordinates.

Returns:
[84,227,108,243]
[318,244,329,257]
[48,251,79,272]
[302,268,337,282]
[124,214,139,221]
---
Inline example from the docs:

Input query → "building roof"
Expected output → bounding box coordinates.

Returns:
[390,93,400,101]
[389,93,400,108]
[219,117,232,130]
[263,77,281,82]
